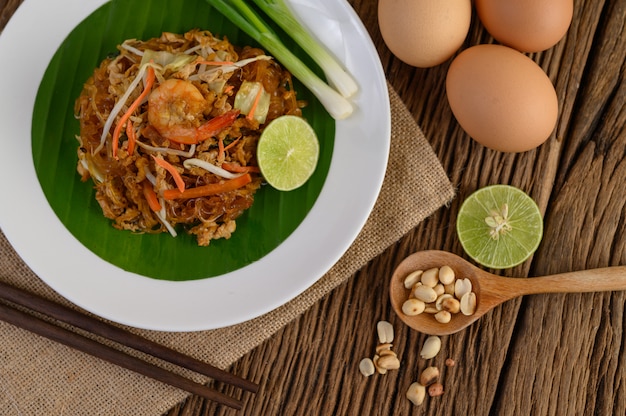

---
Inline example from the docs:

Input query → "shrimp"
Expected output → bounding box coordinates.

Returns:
[147,78,239,144]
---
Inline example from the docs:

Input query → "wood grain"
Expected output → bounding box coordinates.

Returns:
[1,0,624,414]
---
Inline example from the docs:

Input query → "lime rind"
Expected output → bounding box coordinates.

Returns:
[257,115,320,191]
[456,185,543,269]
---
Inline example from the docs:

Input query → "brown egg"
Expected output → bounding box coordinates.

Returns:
[378,0,472,68]
[475,0,573,53]
[445,44,558,153]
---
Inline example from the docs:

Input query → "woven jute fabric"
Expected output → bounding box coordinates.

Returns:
[0,84,454,416]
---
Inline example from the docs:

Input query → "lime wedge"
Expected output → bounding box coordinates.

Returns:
[257,115,320,191]
[456,185,543,269]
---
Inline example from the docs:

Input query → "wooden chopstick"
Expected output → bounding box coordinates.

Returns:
[0,281,258,410]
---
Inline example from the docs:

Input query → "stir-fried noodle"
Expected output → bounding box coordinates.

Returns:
[75,30,304,246]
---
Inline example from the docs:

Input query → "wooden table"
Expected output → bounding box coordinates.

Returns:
[2,0,625,414]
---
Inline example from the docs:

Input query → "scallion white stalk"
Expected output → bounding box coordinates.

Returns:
[257,31,353,119]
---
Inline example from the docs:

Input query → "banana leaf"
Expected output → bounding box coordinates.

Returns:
[32,0,333,281]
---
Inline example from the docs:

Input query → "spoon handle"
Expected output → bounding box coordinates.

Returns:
[502,266,626,297]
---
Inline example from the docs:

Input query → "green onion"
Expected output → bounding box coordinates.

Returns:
[206,0,354,120]
[251,0,358,98]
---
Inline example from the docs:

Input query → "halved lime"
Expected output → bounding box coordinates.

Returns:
[456,185,543,269]
[257,115,320,191]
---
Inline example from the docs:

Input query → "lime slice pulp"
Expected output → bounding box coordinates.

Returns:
[257,115,320,191]
[456,185,543,269]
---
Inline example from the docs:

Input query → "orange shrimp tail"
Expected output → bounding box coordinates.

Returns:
[161,126,200,144]
[196,110,241,142]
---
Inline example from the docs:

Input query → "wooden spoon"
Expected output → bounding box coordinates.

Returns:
[390,250,626,336]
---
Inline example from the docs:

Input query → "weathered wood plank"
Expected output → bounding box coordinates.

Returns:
[491,1,626,415]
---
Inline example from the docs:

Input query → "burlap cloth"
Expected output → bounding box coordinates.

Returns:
[0,84,454,415]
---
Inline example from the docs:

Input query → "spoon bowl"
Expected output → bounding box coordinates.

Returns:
[390,250,626,336]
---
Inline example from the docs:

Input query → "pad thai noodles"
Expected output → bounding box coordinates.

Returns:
[75,30,304,246]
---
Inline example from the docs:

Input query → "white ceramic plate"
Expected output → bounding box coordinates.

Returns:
[0,0,389,331]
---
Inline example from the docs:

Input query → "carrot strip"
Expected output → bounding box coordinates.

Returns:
[246,86,264,121]
[142,180,162,212]
[126,121,137,156]
[163,174,252,200]
[221,162,260,173]
[223,138,240,152]
[195,109,240,143]
[112,65,156,159]
[151,155,186,193]
[218,137,225,162]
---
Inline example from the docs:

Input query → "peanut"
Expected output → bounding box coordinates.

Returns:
[377,320,394,344]
[419,366,440,386]
[403,270,423,289]
[438,265,455,285]
[359,358,375,377]
[460,291,477,315]
[377,354,400,370]
[444,282,456,295]
[413,285,437,303]
[441,297,461,314]
[435,310,452,324]
[420,336,441,359]
[454,278,472,299]
[406,382,426,405]
[375,342,393,354]
[421,267,439,287]
[378,349,397,358]
[424,305,439,314]
[433,283,445,296]
[435,294,453,310]
[428,382,444,397]
[372,355,387,375]
[402,298,425,316]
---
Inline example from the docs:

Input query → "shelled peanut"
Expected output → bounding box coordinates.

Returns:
[401,266,476,322]
[406,335,456,406]
[359,320,401,377]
